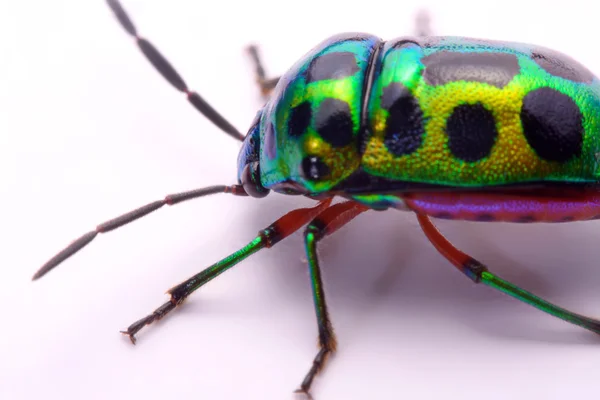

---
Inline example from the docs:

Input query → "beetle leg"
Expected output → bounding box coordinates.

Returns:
[120,198,333,344]
[417,213,600,335]
[295,201,370,399]
[246,45,280,99]
[414,9,432,36]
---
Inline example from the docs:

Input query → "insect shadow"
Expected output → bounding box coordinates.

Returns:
[31,2,600,397]
[196,196,600,347]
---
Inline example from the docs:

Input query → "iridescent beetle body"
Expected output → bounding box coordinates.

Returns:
[240,34,600,222]
[34,2,600,399]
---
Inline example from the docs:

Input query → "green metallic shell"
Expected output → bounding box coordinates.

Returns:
[362,37,600,187]
[248,35,600,196]
[258,33,380,193]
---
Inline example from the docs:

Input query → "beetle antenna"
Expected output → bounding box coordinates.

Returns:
[105,0,245,142]
[32,185,248,281]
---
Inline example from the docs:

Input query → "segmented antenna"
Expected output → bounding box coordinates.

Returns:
[106,0,245,141]
[32,185,248,280]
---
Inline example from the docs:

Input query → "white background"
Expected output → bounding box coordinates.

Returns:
[2,0,600,399]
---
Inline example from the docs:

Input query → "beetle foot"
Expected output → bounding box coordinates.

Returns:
[293,388,314,400]
[119,329,138,345]
[119,299,177,344]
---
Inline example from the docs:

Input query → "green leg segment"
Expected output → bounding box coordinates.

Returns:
[295,201,369,399]
[417,213,600,336]
[121,236,265,344]
[120,199,332,344]
[481,271,600,334]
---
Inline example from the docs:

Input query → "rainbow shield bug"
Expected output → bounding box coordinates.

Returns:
[33,0,600,398]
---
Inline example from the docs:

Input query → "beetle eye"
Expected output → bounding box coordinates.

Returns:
[301,156,330,181]
[241,162,270,198]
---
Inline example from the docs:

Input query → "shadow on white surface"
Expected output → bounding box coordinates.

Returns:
[2,0,600,399]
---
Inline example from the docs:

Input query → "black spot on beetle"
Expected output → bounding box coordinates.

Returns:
[301,156,330,181]
[315,98,354,148]
[264,122,277,160]
[422,51,520,88]
[382,82,425,156]
[475,213,496,221]
[288,101,312,138]
[381,81,408,109]
[514,215,537,223]
[521,87,583,163]
[433,212,453,220]
[446,103,498,162]
[305,52,360,83]
[532,49,594,83]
